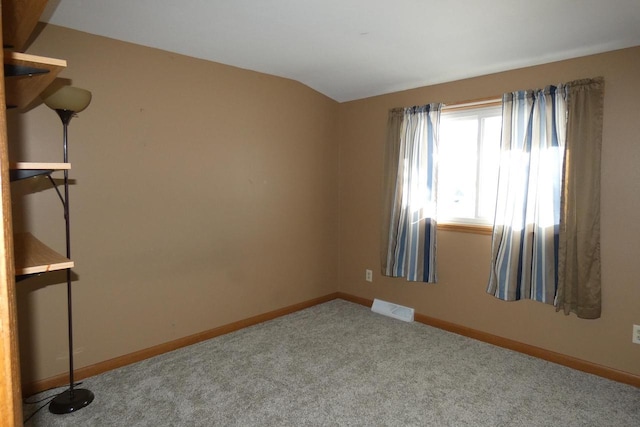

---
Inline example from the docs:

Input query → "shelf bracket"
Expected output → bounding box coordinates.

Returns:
[9,169,54,181]
[47,175,67,208]
[4,63,50,77]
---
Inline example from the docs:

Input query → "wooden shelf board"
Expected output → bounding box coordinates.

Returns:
[13,232,73,276]
[4,52,66,109]
[10,162,70,170]
[1,0,49,51]
[9,162,70,180]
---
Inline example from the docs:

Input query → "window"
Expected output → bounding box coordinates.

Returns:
[437,102,502,226]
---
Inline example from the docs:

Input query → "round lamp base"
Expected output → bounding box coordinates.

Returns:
[49,388,94,414]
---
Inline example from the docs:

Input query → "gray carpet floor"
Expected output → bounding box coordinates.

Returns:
[24,299,639,426]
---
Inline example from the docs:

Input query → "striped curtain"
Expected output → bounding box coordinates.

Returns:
[487,87,567,303]
[381,104,441,282]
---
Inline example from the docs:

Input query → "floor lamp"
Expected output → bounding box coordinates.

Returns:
[43,86,95,414]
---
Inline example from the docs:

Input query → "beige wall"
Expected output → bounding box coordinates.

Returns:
[338,47,640,376]
[10,23,640,384]
[10,25,339,383]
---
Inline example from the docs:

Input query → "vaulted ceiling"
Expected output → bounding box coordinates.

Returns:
[42,0,640,102]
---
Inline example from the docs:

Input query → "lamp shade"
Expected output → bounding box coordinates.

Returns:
[44,86,92,113]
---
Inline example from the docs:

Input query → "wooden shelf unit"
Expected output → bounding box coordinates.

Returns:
[1,1,70,423]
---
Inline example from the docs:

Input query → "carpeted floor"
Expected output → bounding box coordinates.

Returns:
[23,299,640,426]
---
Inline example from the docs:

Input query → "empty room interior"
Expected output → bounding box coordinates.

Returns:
[1,1,639,425]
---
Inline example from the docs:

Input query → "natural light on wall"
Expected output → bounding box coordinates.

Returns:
[437,104,501,225]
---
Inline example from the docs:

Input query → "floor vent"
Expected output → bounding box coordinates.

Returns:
[371,298,414,322]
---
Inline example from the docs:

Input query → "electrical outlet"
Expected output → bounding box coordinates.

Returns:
[365,269,373,282]
[633,325,640,344]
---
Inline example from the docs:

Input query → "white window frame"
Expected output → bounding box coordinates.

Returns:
[437,100,502,228]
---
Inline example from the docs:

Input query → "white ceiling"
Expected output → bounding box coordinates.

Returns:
[41,0,640,103]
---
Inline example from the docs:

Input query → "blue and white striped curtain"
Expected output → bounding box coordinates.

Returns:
[381,104,441,282]
[487,87,567,303]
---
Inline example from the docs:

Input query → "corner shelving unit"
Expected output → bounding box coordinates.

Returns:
[0,0,69,424]
[5,57,68,280]
[3,3,68,278]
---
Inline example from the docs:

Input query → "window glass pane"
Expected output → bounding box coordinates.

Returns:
[437,104,502,225]
[438,117,478,219]
[477,115,501,218]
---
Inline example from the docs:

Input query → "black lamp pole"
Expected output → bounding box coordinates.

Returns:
[48,109,94,414]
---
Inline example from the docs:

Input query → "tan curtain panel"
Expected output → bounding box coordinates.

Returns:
[556,77,605,319]
[380,108,405,275]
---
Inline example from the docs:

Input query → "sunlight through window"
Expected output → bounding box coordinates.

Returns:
[438,104,501,225]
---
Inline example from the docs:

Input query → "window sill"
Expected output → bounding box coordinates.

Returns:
[437,222,493,235]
